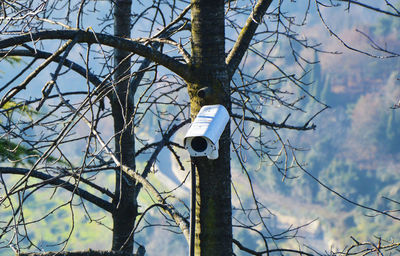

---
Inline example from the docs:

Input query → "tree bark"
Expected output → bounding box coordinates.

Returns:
[189,0,232,255]
[111,0,137,253]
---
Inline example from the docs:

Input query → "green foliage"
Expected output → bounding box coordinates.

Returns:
[1,100,41,120]
[0,139,39,166]
[4,56,21,66]
[0,99,68,166]
[0,57,44,167]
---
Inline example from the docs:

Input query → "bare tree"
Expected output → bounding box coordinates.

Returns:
[0,0,399,255]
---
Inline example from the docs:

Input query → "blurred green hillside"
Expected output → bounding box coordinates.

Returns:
[241,16,400,251]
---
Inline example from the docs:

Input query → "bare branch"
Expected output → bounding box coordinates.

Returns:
[119,164,190,243]
[0,39,74,108]
[226,0,273,78]
[0,29,192,81]
[335,0,400,17]
[0,167,114,213]
[291,146,400,222]
[0,48,102,86]
[233,238,314,255]
[232,113,316,131]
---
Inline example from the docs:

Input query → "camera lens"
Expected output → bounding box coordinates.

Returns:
[191,137,207,152]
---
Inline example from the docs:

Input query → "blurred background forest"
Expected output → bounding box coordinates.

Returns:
[228,9,400,253]
[0,2,399,255]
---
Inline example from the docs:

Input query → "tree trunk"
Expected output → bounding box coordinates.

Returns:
[189,0,232,255]
[111,0,137,253]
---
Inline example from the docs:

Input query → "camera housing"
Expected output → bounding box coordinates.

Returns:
[184,105,229,160]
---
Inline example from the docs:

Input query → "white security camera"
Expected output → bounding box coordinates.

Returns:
[184,105,229,160]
